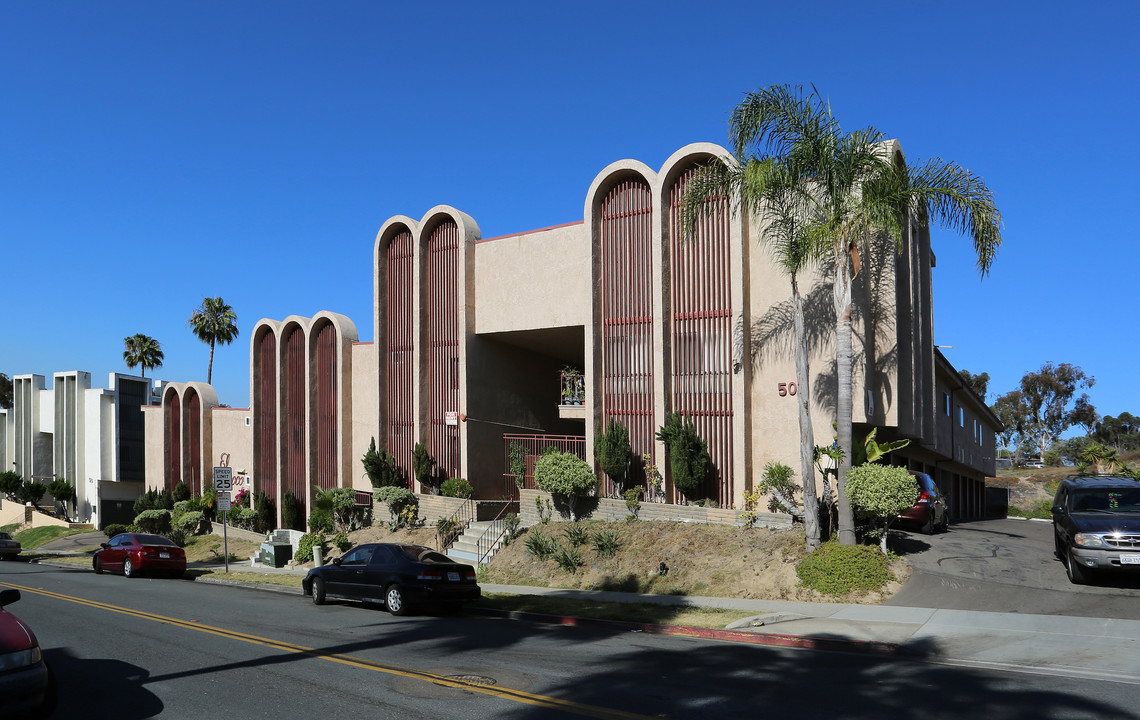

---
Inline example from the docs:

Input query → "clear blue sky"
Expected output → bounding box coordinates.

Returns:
[3,2,1137,425]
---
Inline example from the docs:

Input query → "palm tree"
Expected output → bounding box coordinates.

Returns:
[187,296,239,385]
[681,86,829,550]
[122,333,164,378]
[688,84,1002,546]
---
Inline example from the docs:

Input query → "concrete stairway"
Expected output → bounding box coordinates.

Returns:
[445,521,506,565]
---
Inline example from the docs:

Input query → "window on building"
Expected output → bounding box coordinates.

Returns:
[959,407,965,428]
[943,392,952,417]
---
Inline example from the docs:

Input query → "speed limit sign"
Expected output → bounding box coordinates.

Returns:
[213,467,232,494]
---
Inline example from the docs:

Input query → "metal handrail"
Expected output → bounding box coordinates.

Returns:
[435,497,475,551]
[475,501,519,565]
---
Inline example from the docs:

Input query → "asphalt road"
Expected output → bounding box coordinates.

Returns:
[888,518,1140,619]
[3,560,1140,719]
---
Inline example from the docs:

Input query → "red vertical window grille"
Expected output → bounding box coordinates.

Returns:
[599,178,655,498]
[186,389,202,496]
[386,229,414,487]
[426,221,460,479]
[167,394,181,490]
[255,332,278,502]
[283,327,307,504]
[669,165,734,505]
[313,322,338,491]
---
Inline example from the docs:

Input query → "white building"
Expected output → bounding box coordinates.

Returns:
[0,371,159,527]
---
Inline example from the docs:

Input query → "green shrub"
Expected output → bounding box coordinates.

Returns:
[757,462,801,516]
[254,491,276,533]
[436,517,457,538]
[503,512,521,541]
[440,477,473,498]
[282,489,305,531]
[535,496,553,524]
[134,509,172,535]
[373,486,418,528]
[524,527,557,560]
[592,529,621,558]
[176,510,209,535]
[845,463,919,554]
[133,488,174,515]
[334,531,351,552]
[554,544,584,573]
[295,533,327,564]
[563,523,590,547]
[413,442,437,491]
[534,451,596,521]
[167,528,188,547]
[172,480,192,502]
[363,437,405,488]
[655,413,711,501]
[623,487,642,520]
[103,523,128,538]
[309,507,334,534]
[1009,498,1054,520]
[595,418,632,492]
[796,541,893,596]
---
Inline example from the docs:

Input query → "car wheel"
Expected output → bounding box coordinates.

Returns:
[93,557,103,575]
[39,662,58,717]
[921,511,936,535]
[124,557,136,578]
[938,512,950,533]
[385,584,409,616]
[311,577,326,605]
[1066,548,1091,585]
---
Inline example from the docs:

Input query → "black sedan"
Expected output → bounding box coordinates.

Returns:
[302,543,480,615]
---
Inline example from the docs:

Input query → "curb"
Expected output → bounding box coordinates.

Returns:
[465,606,904,656]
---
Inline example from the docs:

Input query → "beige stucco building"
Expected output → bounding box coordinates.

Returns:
[141,142,998,528]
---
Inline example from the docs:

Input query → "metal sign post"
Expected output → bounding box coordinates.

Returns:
[214,467,233,573]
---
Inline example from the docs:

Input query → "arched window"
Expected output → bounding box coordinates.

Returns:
[283,326,307,503]
[668,164,734,504]
[599,177,655,495]
[313,321,338,491]
[426,221,460,478]
[385,229,414,484]
[185,388,202,495]
[255,331,278,502]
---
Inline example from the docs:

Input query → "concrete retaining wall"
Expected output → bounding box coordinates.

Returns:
[518,489,794,529]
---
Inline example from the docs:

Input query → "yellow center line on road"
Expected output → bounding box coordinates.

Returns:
[3,581,657,720]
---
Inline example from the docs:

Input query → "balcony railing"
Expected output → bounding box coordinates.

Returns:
[502,433,587,498]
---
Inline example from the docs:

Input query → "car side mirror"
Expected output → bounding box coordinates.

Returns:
[100,543,110,549]
[332,557,342,566]
[1052,505,1063,514]
[0,589,20,607]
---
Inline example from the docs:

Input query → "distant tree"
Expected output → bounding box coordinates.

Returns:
[17,480,47,510]
[122,333,164,378]
[0,471,22,499]
[1093,413,1140,453]
[0,372,12,409]
[48,478,77,519]
[595,418,632,494]
[1018,362,1096,460]
[958,369,990,402]
[1070,395,1100,436]
[993,390,1030,464]
[187,296,239,385]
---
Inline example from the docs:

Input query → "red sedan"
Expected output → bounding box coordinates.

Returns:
[0,589,55,717]
[93,533,187,578]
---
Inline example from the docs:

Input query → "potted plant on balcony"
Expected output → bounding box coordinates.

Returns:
[561,365,583,405]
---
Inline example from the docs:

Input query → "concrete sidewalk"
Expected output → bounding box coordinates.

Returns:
[30,537,1140,683]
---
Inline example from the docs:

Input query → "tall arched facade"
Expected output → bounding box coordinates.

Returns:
[250,312,357,522]
[161,382,218,495]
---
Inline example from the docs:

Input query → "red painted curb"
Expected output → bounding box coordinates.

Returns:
[470,607,903,656]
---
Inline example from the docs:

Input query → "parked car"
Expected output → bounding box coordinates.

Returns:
[0,532,21,560]
[93,533,187,579]
[303,543,481,616]
[895,471,950,535]
[0,589,56,717]
[1051,475,1140,585]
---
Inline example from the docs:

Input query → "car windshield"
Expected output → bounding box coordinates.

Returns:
[1071,489,1140,513]
[0,533,10,540]
[135,534,177,547]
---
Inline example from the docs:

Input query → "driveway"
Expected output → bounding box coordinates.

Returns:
[888,518,1140,619]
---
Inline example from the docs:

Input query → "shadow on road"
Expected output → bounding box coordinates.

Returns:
[44,648,164,719]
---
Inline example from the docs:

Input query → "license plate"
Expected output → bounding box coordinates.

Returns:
[159,552,170,559]
[1121,554,1140,565]
[447,572,460,581]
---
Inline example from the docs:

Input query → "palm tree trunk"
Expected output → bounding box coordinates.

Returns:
[792,275,821,551]
[208,340,216,385]
[834,257,857,546]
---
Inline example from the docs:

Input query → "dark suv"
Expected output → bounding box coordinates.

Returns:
[1051,475,1140,584]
